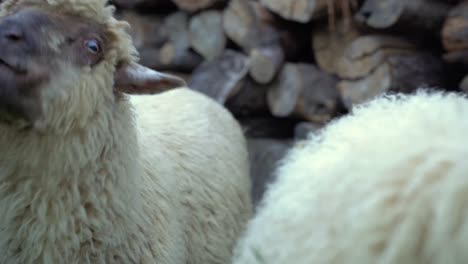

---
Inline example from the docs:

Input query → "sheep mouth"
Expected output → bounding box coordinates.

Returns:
[0,58,27,75]
[0,57,43,128]
[0,96,40,130]
[0,108,31,128]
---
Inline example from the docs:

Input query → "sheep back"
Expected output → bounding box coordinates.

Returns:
[131,87,253,264]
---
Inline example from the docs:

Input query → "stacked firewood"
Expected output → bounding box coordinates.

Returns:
[111,0,468,204]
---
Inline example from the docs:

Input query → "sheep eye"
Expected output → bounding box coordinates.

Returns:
[85,39,100,54]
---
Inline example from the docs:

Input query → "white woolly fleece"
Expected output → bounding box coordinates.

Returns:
[0,1,252,263]
[0,88,252,264]
[232,90,468,264]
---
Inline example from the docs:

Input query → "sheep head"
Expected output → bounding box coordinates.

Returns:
[0,0,186,133]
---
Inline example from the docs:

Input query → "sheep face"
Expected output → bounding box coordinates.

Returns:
[0,0,186,134]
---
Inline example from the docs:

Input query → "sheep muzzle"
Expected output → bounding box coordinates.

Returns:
[0,10,52,128]
[0,54,47,128]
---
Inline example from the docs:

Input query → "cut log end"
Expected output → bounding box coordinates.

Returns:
[188,50,250,104]
[327,0,359,31]
[460,75,468,93]
[189,11,226,60]
[355,0,450,33]
[170,0,223,12]
[339,52,444,109]
[260,0,328,23]
[267,63,340,121]
[266,64,303,117]
[249,46,284,84]
[442,2,468,53]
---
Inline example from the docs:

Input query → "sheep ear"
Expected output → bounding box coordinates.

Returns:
[114,62,186,94]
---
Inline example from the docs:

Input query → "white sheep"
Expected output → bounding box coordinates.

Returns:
[0,0,252,263]
[232,90,468,264]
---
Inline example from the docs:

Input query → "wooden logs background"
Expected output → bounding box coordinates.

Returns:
[107,0,468,204]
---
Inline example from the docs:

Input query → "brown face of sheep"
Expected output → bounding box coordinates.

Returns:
[0,7,186,130]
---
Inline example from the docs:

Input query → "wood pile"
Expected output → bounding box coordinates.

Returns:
[109,0,468,204]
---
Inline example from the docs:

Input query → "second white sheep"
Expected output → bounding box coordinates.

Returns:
[232,90,468,264]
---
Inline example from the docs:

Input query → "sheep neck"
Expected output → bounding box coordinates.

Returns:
[0,104,151,262]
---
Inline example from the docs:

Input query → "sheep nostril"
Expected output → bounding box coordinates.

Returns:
[3,26,24,42]
[359,10,372,20]
[6,32,23,42]
[7,34,21,41]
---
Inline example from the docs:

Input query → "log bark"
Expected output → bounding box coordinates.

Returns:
[138,45,203,72]
[223,0,259,51]
[114,0,146,9]
[336,35,416,79]
[250,1,276,24]
[294,65,340,123]
[442,1,468,57]
[355,0,451,33]
[226,78,269,116]
[325,0,360,30]
[189,11,226,60]
[223,0,284,83]
[338,52,445,108]
[116,11,167,49]
[258,0,357,27]
[332,34,444,109]
[223,0,282,51]
[267,63,340,123]
[443,50,468,65]
[231,0,307,61]
[117,11,203,72]
[312,19,361,74]
[260,0,329,23]
[188,50,250,104]
[460,74,468,93]
[164,11,190,51]
[114,0,175,9]
[249,40,284,84]
[135,11,204,72]
[110,0,456,174]
[170,0,226,12]
[266,64,303,117]
[338,63,392,109]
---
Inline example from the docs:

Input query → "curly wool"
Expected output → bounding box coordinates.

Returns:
[232,90,468,264]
